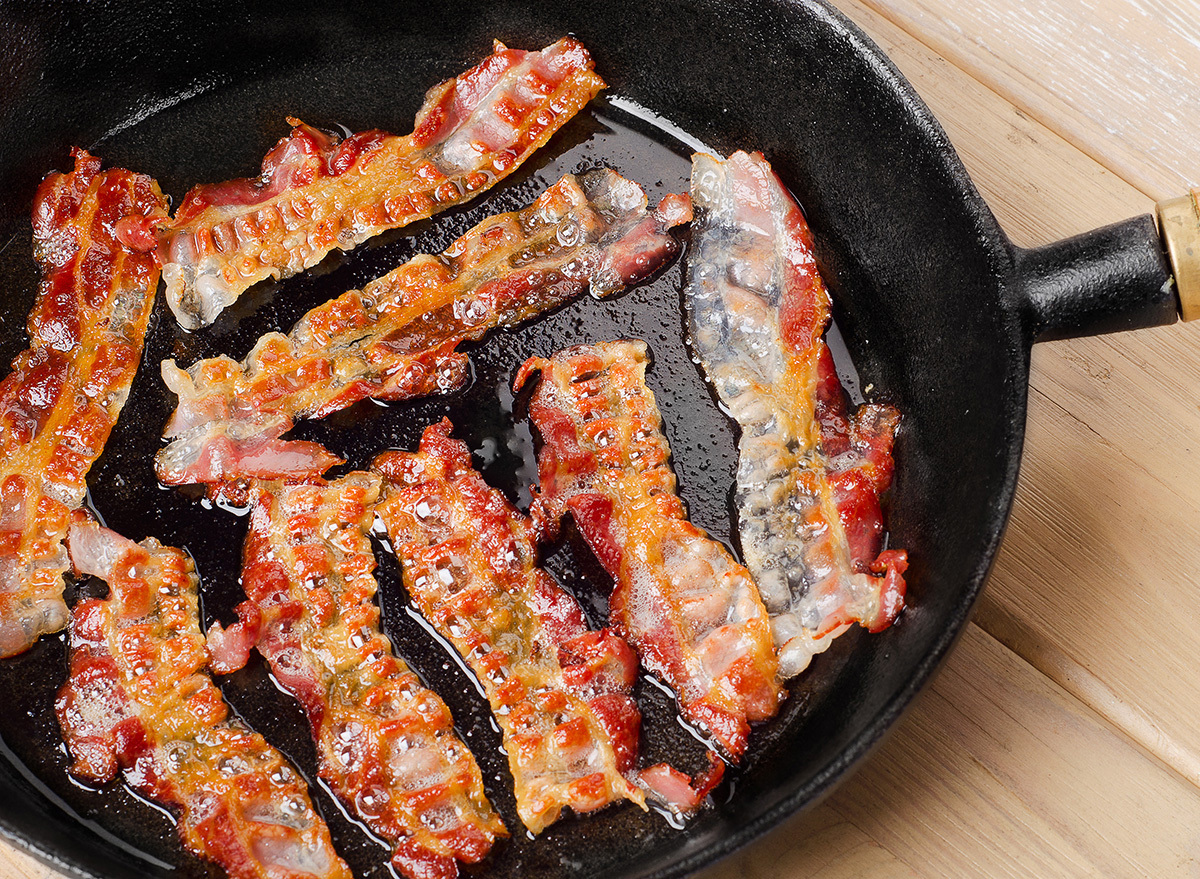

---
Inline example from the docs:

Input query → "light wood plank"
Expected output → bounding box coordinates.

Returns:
[830,0,1153,247]
[978,354,1200,773]
[700,624,1200,879]
[855,0,1200,199]
[698,802,916,879]
[0,846,56,879]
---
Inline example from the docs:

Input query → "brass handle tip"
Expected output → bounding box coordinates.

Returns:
[1157,192,1200,322]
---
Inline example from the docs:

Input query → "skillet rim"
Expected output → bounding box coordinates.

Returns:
[0,1,1033,877]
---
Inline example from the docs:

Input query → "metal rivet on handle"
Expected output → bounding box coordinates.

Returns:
[1156,191,1200,321]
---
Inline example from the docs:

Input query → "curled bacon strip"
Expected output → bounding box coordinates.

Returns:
[517,341,782,760]
[159,38,605,328]
[207,473,506,879]
[0,151,167,658]
[374,419,646,833]
[685,151,907,679]
[57,516,351,879]
[156,169,690,490]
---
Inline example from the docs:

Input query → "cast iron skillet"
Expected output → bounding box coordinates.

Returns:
[0,1,1185,878]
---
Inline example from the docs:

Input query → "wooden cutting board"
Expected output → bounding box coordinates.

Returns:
[4,1,1199,876]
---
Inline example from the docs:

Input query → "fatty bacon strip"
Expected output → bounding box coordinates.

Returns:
[684,151,906,679]
[158,38,605,329]
[374,419,647,832]
[157,169,690,491]
[0,151,167,658]
[517,341,782,760]
[57,517,351,879]
[206,473,506,879]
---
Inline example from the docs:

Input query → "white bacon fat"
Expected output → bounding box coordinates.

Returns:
[685,151,907,678]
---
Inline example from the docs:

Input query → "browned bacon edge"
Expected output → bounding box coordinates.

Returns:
[516,341,783,762]
[206,473,506,879]
[155,169,691,496]
[0,150,167,658]
[374,418,648,832]
[57,515,351,879]
[158,37,606,329]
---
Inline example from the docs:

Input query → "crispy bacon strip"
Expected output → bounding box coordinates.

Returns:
[373,419,646,833]
[57,516,351,879]
[206,473,506,879]
[158,38,605,328]
[156,169,690,490]
[684,151,907,679]
[0,151,167,658]
[516,341,782,760]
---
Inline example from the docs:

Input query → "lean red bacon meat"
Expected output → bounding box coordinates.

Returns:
[373,419,646,833]
[57,516,351,879]
[156,169,690,491]
[206,473,506,879]
[684,150,906,679]
[517,341,782,760]
[158,38,606,329]
[0,151,167,657]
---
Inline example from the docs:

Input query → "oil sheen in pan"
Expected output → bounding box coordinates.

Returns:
[0,97,874,879]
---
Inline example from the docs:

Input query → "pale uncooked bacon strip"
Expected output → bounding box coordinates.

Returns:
[159,38,605,328]
[57,517,351,879]
[516,341,782,760]
[156,169,690,490]
[0,151,167,658]
[374,419,646,832]
[206,474,506,879]
[684,151,907,679]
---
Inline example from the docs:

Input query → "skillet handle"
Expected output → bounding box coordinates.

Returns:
[1015,214,1178,343]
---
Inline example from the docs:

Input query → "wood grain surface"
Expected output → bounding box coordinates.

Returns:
[3,1,1200,877]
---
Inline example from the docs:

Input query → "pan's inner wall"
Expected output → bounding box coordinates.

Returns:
[0,2,1026,878]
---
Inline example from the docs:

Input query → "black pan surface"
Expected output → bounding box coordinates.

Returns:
[0,2,1031,877]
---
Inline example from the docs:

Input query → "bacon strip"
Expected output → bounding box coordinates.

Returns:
[373,419,646,833]
[156,169,691,490]
[0,151,167,658]
[57,516,351,879]
[516,341,782,760]
[158,38,605,329]
[206,473,506,879]
[684,151,907,679]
